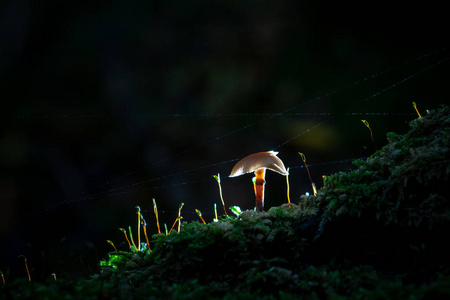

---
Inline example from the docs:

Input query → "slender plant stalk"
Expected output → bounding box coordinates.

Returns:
[213,174,228,215]
[299,152,317,196]
[311,182,317,195]
[128,226,137,250]
[106,240,118,252]
[286,167,291,203]
[141,214,152,251]
[412,101,422,120]
[18,255,31,282]
[168,217,182,235]
[177,203,184,233]
[361,120,377,151]
[119,228,133,251]
[136,206,141,251]
[214,203,218,222]
[142,218,151,251]
[153,198,161,234]
[195,209,206,224]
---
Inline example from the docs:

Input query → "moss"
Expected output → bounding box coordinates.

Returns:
[3,106,450,299]
[314,106,450,232]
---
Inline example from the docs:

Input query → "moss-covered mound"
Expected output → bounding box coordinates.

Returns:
[2,106,449,299]
[95,106,450,299]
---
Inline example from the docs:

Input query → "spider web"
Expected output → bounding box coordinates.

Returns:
[7,46,449,224]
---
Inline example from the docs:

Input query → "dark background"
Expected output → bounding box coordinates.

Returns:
[1,0,448,281]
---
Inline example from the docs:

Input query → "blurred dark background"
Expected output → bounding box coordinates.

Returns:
[0,0,448,281]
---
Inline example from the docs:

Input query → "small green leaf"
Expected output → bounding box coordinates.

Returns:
[298,152,306,162]
[213,173,221,183]
[230,206,242,217]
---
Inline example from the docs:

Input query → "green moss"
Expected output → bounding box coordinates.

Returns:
[94,107,449,298]
[313,106,450,232]
[3,107,449,299]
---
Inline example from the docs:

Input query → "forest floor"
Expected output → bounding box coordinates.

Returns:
[1,106,449,299]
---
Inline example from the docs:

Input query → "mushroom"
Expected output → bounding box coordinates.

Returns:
[229,151,288,212]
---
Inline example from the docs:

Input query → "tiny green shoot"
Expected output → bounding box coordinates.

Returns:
[298,152,317,196]
[136,206,141,251]
[214,203,218,222]
[153,198,161,234]
[177,202,184,233]
[106,240,118,252]
[213,173,228,215]
[412,101,422,120]
[286,167,291,203]
[195,209,206,224]
[361,119,377,151]
[230,206,242,217]
[128,226,137,251]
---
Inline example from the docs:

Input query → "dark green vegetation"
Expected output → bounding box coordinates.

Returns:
[1,106,449,299]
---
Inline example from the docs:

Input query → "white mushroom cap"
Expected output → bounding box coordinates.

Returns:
[229,151,289,177]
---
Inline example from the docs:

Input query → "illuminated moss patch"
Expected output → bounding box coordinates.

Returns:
[94,107,450,298]
[3,107,449,299]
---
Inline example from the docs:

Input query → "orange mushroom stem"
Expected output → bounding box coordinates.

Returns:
[230,151,288,212]
[254,168,266,211]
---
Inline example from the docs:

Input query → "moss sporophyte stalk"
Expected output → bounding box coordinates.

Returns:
[17,255,31,282]
[119,228,133,251]
[361,119,377,151]
[195,209,206,224]
[412,101,422,119]
[286,167,291,203]
[213,173,228,215]
[153,198,161,234]
[298,152,317,196]
[177,203,184,233]
[106,240,118,252]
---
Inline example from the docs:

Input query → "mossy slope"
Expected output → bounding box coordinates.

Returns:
[97,106,450,299]
[2,106,449,299]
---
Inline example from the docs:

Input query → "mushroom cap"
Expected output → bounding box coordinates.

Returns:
[229,151,289,177]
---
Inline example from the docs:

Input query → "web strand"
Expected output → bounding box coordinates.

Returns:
[272,54,450,150]
[8,47,449,219]
[72,46,449,200]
